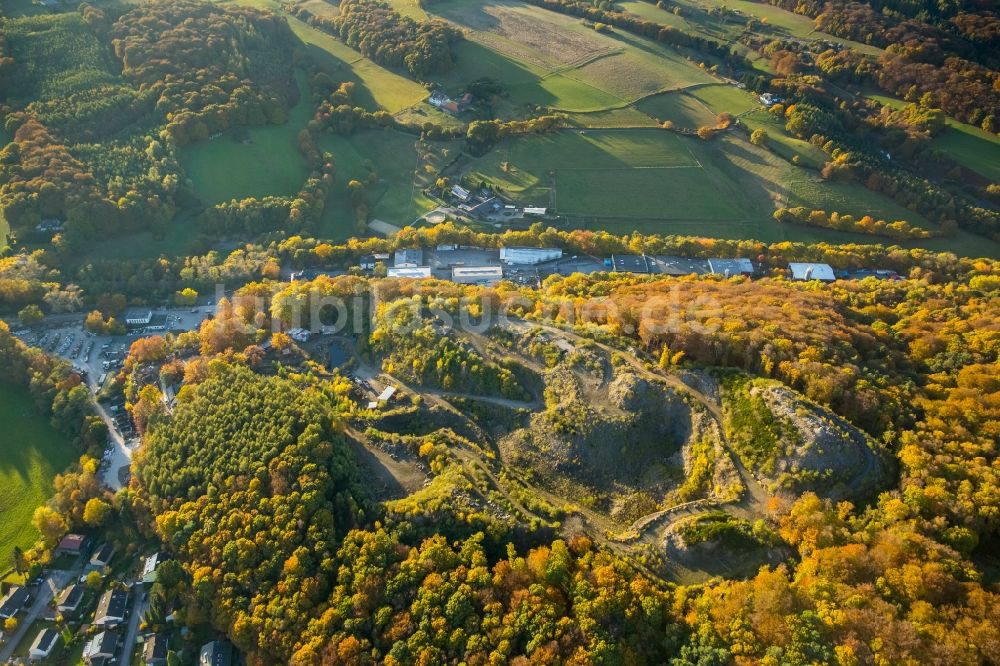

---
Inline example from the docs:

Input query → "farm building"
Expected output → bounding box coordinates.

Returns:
[707,258,754,276]
[29,628,60,660]
[523,207,547,217]
[450,184,471,202]
[387,266,432,279]
[452,265,505,285]
[83,630,119,664]
[428,91,449,108]
[429,91,473,114]
[394,249,424,267]
[789,262,836,282]
[500,247,563,265]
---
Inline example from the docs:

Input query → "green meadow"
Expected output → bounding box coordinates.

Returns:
[180,70,312,205]
[0,384,76,556]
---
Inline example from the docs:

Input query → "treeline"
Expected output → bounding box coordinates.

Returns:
[0,322,106,453]
[109,0,298,144]
[0,0,302,249]
[774,206,934,239]
[293,0,461,78]
[759,0,999,129]
[275,221,983,278]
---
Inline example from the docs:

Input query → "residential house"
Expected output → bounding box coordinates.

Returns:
[199,639,234,666]
[83,630,119,665]
[89,544,115,570]
[0,585,32,620]
[144,635,169,666]
[56,584,84,616]
[142,553,165,585]
[29,628,60,660]
[93,588,128,626]
[55,534,88,557]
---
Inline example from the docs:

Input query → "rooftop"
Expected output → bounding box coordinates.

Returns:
[94,588,128,624]
[30,627,59,654]
[789,262,836,282]
[84,630,119,659]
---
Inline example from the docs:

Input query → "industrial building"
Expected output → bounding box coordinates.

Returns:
[394,249,424,267]
[789,262,836,282]
[452,265,505,285]
[387,266,432,279]
[500,247,563,265]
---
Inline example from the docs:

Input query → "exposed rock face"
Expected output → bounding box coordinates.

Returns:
[500,365,702,513]
[752,384,888,500]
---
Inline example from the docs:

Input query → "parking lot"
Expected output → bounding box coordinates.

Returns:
[8,305,216,489]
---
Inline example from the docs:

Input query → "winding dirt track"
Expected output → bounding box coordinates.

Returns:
[349,320,776,582]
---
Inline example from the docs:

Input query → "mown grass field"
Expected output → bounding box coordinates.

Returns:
[427,0,715,111]
[0,384,76,556]
[934,125,1000,182]
[180,70,312,205]
[464,128,989,253]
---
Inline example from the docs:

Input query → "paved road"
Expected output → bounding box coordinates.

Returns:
[0,570,75,664]
[119,589,148,666]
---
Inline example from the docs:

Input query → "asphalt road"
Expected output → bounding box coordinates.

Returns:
[119,588,148,666]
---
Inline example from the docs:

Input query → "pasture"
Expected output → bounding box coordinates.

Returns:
[466,129,959,244]
[860,91,1000,181]
[180,71,312,205]
[637,91,717,129]
[316,130,451,238]
[0,384,76,556]
[935,124,1000,182]
[428,0,715,111]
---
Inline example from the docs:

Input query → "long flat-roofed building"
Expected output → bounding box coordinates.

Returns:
[387,266,432,279]
[500,247,562,265]
[789,262,836,282]
[452,265,504,285]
